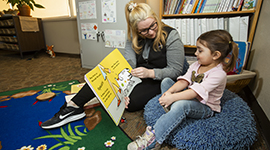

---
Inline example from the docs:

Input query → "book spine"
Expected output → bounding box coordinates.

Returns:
[199,0,207,13]
[191,0,200,13]
[237,0,244,11]
[174,0,183,14]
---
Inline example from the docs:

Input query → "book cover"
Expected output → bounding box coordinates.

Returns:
[71,82,86,93]
[242,0,256,11]
[226,41,251,75]
[84,48,142,125]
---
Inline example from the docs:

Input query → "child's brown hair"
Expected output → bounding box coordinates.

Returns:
[197,30,238,72]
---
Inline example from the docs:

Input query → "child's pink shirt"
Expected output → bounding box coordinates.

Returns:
[177,61,227,112]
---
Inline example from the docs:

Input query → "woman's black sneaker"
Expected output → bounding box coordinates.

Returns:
[41,104,85,129]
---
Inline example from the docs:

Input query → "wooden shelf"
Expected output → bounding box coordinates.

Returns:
[0,16,46,58]
[159,0,263,52]
[162,10,256,18]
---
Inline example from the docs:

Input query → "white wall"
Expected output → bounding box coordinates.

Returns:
[42,17,80,54]
[249,0,270,120]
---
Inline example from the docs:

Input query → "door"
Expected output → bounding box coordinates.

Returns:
[76,0,130,69]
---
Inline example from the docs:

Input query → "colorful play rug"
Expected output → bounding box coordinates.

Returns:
[0,80,131,150]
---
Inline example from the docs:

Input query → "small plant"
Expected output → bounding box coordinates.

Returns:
[5,0,45,10]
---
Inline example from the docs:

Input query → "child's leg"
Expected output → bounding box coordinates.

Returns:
[153,99,213,144]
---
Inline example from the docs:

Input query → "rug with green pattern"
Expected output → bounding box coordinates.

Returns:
[0,80,131,150]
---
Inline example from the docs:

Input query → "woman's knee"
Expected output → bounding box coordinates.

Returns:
[161,77,175,93]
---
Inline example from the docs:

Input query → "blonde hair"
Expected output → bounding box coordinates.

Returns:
[197,30,239,72]
[125,1,167,54]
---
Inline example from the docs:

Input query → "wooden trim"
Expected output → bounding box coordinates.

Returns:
[159,0,163,20]
[248,0,263,47]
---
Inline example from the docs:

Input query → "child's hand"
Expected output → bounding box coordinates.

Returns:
[159,93,173,108]
[124,97,130,108]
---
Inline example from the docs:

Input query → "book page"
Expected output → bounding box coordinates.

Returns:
[84,49,142,125]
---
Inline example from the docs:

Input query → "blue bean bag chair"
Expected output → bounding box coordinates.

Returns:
[144,89,257,150]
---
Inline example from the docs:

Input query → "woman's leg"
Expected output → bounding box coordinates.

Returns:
[126,78,161,112]
[160,77,175,94]
[41,84,96,129]
[71,83,96,108]
[153,99,214,144]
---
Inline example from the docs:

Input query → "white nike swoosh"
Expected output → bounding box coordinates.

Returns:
[59,111,74,119]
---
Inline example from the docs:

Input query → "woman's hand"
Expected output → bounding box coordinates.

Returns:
[124,97,130,109]
[131,67,154,78]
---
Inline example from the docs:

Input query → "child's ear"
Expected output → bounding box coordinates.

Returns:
[213,51,221,60]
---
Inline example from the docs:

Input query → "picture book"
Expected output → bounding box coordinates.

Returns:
[71,82,86,93]
[84,48,142,125]
[242,0,256,11]
[226,41,251,75]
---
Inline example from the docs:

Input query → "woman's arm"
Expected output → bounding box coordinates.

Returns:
[154,30,185,80]
[124,39,136,69]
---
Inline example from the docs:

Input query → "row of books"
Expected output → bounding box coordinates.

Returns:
[162,16,249,46]
[164,0,257,15]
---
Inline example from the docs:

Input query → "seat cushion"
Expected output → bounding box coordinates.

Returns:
[144,89,257,149]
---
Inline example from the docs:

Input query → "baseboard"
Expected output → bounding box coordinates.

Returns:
[242,86,270,148]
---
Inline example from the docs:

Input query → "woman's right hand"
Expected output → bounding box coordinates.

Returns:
[131,67,155,79]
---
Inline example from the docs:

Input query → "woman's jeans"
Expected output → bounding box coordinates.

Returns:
[153,77,214,144]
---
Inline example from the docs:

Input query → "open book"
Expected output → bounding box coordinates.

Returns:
[84,49,142,125]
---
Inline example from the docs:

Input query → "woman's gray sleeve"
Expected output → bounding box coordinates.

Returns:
[124,39,136,69]
[154,30,185,80]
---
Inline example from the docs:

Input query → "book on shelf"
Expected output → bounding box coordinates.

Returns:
[179,0,189,14]
[237,0,244,11]
[242,0,256,11]
[191,0,200,13]
[84,48,142,125]
[174,0,183,14]
[226,41,251,75]
[163,0,256,14]
[201,0,221,13]
[162,15,249,46]
[194,0,204,13]
[199,0,208,13]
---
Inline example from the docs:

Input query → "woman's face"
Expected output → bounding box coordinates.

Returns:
[137,17,158,39]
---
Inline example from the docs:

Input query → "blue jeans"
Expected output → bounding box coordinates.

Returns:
[153,77,214,144]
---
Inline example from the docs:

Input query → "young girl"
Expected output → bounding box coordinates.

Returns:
[127,30,239,150]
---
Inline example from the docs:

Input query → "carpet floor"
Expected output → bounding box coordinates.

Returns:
[0,50,268,149]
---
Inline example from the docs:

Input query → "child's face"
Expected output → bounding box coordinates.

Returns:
[195,41,215,66]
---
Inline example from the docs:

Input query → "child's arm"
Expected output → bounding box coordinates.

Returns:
[159,88,198,108]
[163,79,189,95]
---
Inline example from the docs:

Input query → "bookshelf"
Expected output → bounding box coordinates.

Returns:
[159,0,263,49]
[0,16,46,58]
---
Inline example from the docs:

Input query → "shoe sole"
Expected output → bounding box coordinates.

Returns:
[41,112,86,129]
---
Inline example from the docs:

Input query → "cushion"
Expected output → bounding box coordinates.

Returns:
[144,89,257,149]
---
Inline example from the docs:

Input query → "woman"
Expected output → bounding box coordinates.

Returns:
[41,1,186,129]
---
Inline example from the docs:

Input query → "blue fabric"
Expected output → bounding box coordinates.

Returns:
[144,89,257,150]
